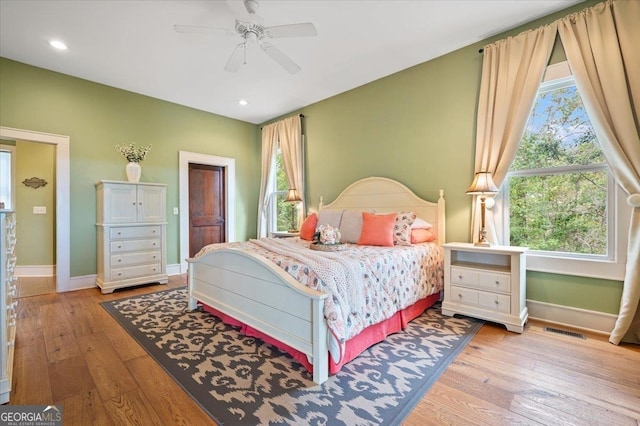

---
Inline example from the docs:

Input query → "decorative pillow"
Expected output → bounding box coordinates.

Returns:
[299,213,318,241]
[411,228,436,244]
[393,211,417,246]
[317,209,344,229]
[411,217,433,229]
[358,212,397,247]
[339,210,365,243]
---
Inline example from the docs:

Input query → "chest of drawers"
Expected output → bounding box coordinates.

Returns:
[442,243,528,333]
[96,181,168,294]
[1,211,17,403]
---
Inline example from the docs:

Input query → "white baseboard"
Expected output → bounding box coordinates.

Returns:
[167,264,182,276]
[526,299,618,335]
[15,265,56,277]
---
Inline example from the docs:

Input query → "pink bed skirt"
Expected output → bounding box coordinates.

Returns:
[201,292,441,376]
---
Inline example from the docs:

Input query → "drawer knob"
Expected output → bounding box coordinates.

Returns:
[495,300,499,305]
[118,245,122,248]
[458,275,463,279]
[132,202,136,205]
[118,259,122,262]
[458,293,462,299]
[495,280,500,285]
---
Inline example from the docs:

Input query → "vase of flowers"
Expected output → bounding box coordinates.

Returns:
[116,143,151,182]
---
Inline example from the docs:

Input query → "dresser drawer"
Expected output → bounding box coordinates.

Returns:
[478,292,511,313]
[111,251,161,267]
[110,239,161,253]
[110,226,161,240]
[110,263,163,281]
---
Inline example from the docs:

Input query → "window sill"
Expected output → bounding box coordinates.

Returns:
[526,252,625,281]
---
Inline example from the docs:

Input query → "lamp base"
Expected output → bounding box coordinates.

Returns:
[288,229,299,233]
[474,240,491,247]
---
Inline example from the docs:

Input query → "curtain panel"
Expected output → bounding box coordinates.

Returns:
[471,24,558,244]
[257,123,278,238]
[256,115,305,238]
[557,0,640,344]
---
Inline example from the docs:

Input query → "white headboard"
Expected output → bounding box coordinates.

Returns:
[319,176,445,245]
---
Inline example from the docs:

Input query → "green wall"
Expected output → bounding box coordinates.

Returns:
[0,58,260,277]
[15,141,56,265]
[0,0,622,315]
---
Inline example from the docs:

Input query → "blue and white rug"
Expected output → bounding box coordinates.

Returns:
[102,287,482,425]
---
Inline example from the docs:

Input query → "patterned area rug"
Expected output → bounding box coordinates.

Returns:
[102,287,483,425]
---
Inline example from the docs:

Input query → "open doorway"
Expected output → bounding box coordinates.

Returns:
[0,127,70,293]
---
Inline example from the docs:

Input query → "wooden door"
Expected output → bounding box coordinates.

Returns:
[189,164,225,257]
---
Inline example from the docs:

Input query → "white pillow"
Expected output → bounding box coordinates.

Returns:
[339,210,364,243]
[411,217,433,230]
[317,209,344,230]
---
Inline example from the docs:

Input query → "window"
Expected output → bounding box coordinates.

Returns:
[499,63,630,280]
[0,144,15,210]
[267,148,296,233]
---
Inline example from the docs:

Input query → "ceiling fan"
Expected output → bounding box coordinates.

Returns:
[174,0,317,74]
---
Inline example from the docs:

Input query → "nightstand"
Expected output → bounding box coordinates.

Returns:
[442,243,528,333]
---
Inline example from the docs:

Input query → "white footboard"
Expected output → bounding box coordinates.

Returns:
[186,248,330,384]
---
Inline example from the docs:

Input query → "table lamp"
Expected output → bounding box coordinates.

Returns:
[466,171,499,246]
[285,188,302,232]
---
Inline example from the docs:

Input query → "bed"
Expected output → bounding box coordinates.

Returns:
[186,176,445,384]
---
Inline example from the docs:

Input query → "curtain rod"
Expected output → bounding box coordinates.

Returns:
[260,114,304,130]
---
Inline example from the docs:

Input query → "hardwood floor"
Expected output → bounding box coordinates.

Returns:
[8,274,640,425]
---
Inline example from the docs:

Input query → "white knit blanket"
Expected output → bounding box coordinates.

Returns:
[250,238,366,326]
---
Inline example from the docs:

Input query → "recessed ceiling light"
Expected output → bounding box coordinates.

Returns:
[238,99,248,106]
[49,40,68,50]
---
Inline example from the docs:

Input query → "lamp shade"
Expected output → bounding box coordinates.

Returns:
[285,188,302,202]
[466,171,499,195]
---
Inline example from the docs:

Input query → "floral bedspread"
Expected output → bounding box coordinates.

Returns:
[194,238,444,343]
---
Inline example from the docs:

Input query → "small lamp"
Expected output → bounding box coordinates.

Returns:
[466,171,499,247]
[285,188,302,233]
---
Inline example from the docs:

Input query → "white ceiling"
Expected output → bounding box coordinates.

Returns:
[0,0,582,124]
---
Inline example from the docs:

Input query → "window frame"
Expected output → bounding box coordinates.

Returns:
[497,62,630,281]
[0,143,16,210]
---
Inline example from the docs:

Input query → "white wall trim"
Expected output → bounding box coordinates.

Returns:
[0,126,70,292]
[179,151,236,274]
[68,274,98,291]
[167,263,182,276]
[15,265,56,277]
[527,299,617,335]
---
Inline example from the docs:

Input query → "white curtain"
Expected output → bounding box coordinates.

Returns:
[557,0,640,344]
[471,24,558,244]
[257,122,278,238]
[278,115,305,225]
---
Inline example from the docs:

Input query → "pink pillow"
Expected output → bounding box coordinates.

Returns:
[411,229,436,244]
[358,212,397,246]
[300,213,318,241]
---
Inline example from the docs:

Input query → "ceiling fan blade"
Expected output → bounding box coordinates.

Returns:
[260,42,301,74]
[173,24,233,36]
[267,23,317,38]
[224,43,246,72]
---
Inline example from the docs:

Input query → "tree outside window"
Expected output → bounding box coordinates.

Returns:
[505,79,612,257]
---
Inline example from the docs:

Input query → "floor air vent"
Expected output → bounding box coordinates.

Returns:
[544,326,586,339]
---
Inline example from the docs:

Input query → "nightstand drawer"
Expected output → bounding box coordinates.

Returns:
[450,285,479,305]
[110,263,163,281]
[450,267,479,286]
[478,292,510,313]
[478,272,510,293]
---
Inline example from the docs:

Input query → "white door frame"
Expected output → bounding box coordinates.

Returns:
[179,151,235,273]
[0,126,70,292]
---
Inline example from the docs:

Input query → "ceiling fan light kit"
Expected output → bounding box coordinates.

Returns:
[175,0,316,74]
